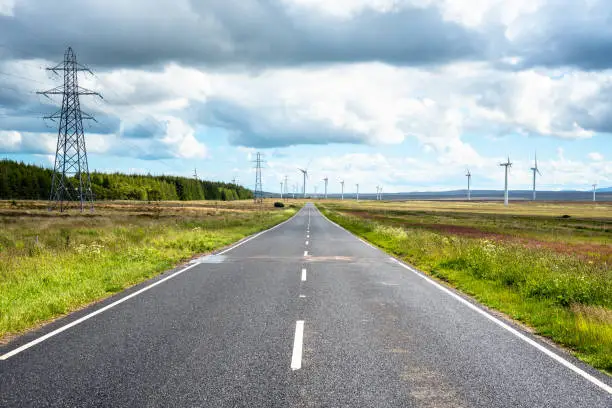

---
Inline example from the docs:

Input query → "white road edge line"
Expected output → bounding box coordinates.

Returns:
[305,240,309,245]
[320,211,612,395]
[301,268,307,281]
[0,207,305,361]
[291,320,304,370]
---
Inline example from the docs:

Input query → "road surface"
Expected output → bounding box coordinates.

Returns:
[1,204,610,407]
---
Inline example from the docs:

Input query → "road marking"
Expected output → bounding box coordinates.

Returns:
[291,320,305,370]
[304,250,308,256]
[301,268,307,281]
[305,240,309,245]
[299,295,306,298]
[322,213,612,395]
[0,207,305,361]
[0,262,198,361]
[307,234,310,238]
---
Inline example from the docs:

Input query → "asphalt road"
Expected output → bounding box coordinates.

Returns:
[1,203,610,407]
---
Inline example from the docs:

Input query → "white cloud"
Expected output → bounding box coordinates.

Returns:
[0,0,15,16]
[160,117,208,159]
[0,130,21,148]
[589,152,604,161]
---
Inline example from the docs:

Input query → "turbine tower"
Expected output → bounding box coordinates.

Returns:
[280,181,283,199]
[379,186,383,201]
[593,184,597,202]
[355,183,359,201]
[530,153,542,201]
[376,185,380,200]
[499,157,512,206]
[340,180,345,200]
[284,175,289,201]
[465,169,471,201]
[38,47,102,212]
[323,177,328,199]
[298,168,308,198]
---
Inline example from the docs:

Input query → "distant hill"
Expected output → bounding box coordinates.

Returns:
[0,160,253,201]
[596,187,612,192]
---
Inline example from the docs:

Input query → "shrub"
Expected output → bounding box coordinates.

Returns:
[274,202,285,208]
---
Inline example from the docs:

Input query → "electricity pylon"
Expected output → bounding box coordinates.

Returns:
[38,47,102,212]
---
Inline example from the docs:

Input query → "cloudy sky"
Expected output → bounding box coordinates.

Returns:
[1,0,611,193]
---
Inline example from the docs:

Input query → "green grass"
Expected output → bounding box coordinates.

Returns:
[0,202,297,340]
[319,205,612,374]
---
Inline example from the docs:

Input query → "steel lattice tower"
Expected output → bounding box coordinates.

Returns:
[38,47,101,212]
[253,152,264,203]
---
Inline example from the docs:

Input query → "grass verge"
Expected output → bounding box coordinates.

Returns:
[0,202,298,341]
[319,206,612,375]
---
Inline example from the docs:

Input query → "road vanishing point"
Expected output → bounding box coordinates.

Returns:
[1,204,611,407]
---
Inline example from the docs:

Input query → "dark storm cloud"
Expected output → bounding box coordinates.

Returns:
[198,99,364,148]
[510,1,612,70]
[0,0,487,70]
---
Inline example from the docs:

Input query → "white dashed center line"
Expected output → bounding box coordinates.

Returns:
[301,268,307,281]
[291,321,304,370]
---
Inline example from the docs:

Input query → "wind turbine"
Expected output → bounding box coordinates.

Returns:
[280,181,283,199]
[323,177,328,199]
[465,169,471,201]
[376,185,380,200]
[355,183,359,201]
[298,160,312,199]
[379,186,383,201]
[499,157,512,206]
[530,153,542,201]
[298,168,308,198]
[593,184,597,202]
[284,175,288,201]
[340,180,345,200]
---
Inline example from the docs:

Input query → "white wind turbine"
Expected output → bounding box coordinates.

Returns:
[499,157,512,206]
[323,177,328,199]
[340,180,345,200]
[355,183,359,201]
[530,153,542,201]
[465,168,472,201]
[298,168,308,198]
[593,184,597,202]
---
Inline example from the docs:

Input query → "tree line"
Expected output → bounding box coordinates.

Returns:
[0,160,253,201]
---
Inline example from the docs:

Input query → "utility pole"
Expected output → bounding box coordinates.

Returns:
[593,184,597,202]
[38,47,101,212]
[253,152,264,203]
